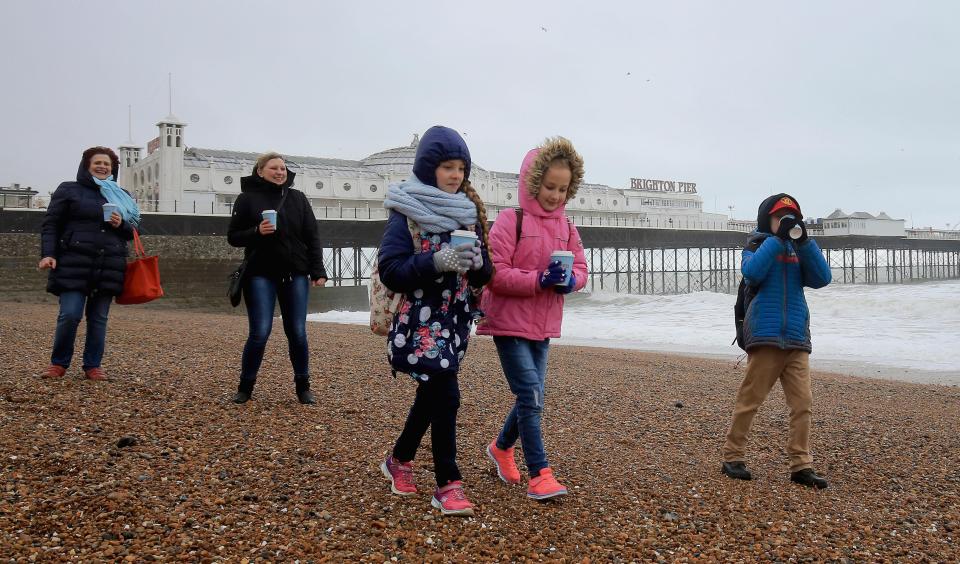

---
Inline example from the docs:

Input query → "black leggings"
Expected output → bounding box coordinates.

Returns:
[392,374,461,487]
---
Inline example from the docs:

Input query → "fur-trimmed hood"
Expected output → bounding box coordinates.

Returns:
[521,137,584,204]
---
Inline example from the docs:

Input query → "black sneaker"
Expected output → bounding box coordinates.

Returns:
[790,468,828,489]
[721,461,752,480]
[297,389,316,405]
[233,391,251,404]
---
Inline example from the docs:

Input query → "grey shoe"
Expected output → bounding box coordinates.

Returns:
[233,391,251,404]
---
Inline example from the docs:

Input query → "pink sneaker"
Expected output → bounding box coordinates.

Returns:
[431,481,475,517]
[380,455,417,496]
[486,441,521,485]
[527,468,567,500]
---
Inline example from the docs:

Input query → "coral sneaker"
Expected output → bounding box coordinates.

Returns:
[380,455,417,496]
[40,365,67,379]
[431,481,475,517]
[83,367,108,381]
[527,468,567,500]
[486,441,521,485]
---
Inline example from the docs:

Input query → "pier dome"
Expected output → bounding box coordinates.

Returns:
[360,134,419,174]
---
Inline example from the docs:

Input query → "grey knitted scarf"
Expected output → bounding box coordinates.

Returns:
[383,175,478,234]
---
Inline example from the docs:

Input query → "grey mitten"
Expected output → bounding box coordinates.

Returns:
[433,243,474,273]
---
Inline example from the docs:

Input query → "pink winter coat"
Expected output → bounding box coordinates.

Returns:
[477,149,588,340]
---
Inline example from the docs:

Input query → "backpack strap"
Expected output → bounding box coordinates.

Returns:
[406,217,422,254]
[514,208,523,243]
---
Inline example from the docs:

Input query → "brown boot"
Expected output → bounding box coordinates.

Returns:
[41,365,67,379]
[84,367,108,381]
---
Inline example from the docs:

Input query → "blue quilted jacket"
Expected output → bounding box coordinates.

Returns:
[741,232,832,352]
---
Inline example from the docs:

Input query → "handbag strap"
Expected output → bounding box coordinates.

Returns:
[131,229,146,258]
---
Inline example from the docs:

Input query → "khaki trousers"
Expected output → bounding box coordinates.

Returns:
[722,346,813,472]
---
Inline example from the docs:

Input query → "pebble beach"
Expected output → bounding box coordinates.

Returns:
[1,302,958,562]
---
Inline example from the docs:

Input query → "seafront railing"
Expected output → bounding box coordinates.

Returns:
[2,210,958,299]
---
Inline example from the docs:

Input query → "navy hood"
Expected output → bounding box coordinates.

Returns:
[756,192,803,234]
[412,126,471,188]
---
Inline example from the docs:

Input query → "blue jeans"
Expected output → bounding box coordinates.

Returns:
[240,275,310,382]
[494,336,551,476]
[50,291,113,369]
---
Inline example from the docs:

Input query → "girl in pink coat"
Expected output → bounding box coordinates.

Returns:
[477,137,588,500]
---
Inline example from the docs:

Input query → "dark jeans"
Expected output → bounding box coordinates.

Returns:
[494,336,551,476]
[240,275,310,382]
[393,374,462,487]
[50,291,113,370]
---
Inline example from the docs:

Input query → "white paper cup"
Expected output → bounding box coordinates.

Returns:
[102,203,119,222]
[551,250,575,284]
[262,209,277,228]
[450,229,478,249]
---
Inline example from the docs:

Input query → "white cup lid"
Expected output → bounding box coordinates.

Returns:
[551,250,574,257]
[451,229,478,237]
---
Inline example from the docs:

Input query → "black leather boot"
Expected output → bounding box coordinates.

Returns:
[790,468,828,489]
[233,379,255,404]
[721,461,753,480]
[295,377,315,405]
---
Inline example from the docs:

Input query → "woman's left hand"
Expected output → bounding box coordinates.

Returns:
[109,212,122,228]
[311,277,328,287]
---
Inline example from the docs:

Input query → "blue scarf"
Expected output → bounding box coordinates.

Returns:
[383,175,478,234]
[93,175,141,228]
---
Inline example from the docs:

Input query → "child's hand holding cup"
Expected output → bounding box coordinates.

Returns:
[450,229,482,270]
[550,250,575,284]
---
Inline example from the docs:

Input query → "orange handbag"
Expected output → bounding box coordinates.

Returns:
[116,229,164,305]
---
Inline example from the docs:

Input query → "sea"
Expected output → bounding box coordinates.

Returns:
[309,279,960,385]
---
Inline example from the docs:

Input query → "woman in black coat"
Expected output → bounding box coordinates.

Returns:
[39,147,136,380]
[227,152,328,404]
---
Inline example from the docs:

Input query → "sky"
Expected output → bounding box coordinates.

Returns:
[2,0,958,228]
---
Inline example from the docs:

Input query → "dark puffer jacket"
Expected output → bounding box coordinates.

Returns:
[227,171,327,281]
[40,161,134,296]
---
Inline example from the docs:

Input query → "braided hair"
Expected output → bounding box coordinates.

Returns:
[459,179,494,279]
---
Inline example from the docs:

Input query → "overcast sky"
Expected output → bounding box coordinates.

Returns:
[2,1,958,228]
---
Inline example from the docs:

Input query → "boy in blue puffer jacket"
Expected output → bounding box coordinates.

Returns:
[722,194,832,488]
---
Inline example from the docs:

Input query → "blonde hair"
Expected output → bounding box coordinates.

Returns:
[460,180,494,280]
[524,137,585,202]
[255,151,285,174]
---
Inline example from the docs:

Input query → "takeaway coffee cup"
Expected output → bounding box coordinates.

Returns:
[450,229,478,249]
[781,214,803,240]
[102,203,119,222]
[551,250,575,284]
[262,209,277,228]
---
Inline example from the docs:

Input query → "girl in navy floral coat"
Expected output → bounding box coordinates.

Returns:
[377,126,492,516]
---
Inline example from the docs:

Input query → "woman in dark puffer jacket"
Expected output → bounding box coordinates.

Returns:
[39,147,137,381]
[227,152,328,405]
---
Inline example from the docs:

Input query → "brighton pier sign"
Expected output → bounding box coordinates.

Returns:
[630,178,697,193]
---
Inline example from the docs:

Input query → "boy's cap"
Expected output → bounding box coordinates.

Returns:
[756,192,803,234]
[769,196,801,216]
